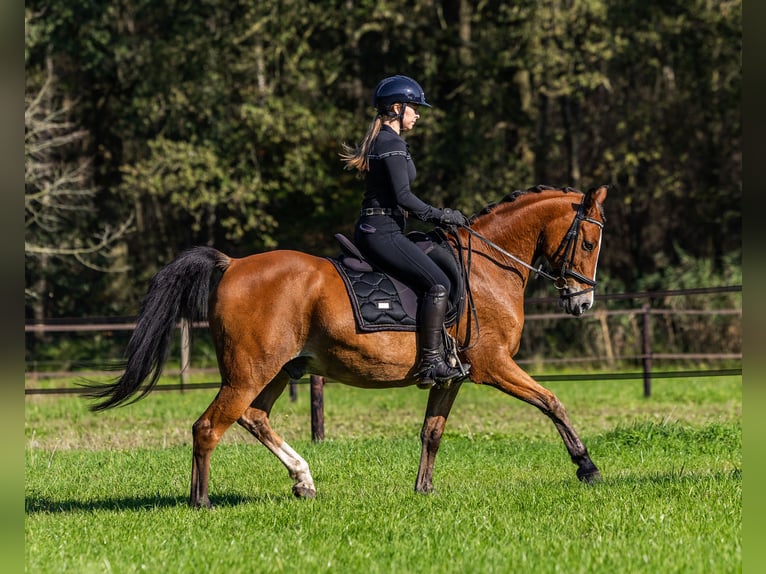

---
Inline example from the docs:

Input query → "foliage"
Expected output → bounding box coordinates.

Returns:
[635,244,741,300]
[24,61,133,322]
[24,0,741,320]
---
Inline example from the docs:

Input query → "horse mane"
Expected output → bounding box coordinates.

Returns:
[469,184,582,223]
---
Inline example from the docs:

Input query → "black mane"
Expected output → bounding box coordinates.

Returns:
[469,184,581,223]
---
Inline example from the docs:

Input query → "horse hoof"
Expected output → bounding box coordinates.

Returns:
[414,482,434,494]
[292,484,317,499]
[577,468,602,484]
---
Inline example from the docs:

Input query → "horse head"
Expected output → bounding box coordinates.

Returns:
[540,185,608,317]
[464,184,608,318]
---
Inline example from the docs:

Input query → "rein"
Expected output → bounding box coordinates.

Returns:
[446,194,604,351]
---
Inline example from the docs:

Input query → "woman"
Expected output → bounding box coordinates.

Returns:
[340,74,470,387]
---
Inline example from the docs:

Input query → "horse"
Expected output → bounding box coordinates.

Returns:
[88,184,608,507]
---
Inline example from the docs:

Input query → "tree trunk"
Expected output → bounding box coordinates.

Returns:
[561,95,581,188]
[534,93,550,183]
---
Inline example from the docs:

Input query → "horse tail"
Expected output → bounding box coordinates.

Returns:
[87,246,230,412]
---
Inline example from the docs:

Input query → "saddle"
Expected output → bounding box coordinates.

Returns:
[327,230,465,333]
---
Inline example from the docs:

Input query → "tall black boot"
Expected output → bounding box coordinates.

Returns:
[415,284,470,388]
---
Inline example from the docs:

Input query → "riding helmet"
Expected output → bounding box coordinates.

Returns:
[372,75,432,112]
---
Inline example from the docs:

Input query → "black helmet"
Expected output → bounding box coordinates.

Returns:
[372,75,432,112]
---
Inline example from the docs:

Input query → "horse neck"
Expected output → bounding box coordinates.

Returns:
[468,194,566,268]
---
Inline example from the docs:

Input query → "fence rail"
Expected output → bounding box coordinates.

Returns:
[26,286,742,438]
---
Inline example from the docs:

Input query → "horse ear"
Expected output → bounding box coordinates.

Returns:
[585,185,608,208]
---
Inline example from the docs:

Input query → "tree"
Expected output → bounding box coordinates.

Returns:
[25,57,132,319]
[24,0,741,319]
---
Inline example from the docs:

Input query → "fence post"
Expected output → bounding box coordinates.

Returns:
[180,319,190,392]
[310,375,325,442]
[596,308,616,369]
[641,304,652,398]
[289,379,298,402]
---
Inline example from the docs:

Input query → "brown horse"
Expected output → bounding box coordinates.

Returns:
[89,184,608,507]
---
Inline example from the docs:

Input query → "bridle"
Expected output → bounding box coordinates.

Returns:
[458,193,603,299]
[447,193,604,351]
[543,196,604,298]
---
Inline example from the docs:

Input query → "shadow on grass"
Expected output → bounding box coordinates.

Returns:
[25,491,295,514]
[598,467,741,486]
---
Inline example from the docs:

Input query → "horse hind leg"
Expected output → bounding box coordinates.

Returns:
[237,370,316,499]
[191,384,259,508]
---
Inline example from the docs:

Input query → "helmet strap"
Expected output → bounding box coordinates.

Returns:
[397,102,407,126]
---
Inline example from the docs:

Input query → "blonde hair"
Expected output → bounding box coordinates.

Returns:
[339,114,384,175]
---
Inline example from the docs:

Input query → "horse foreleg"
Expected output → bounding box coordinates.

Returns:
[415,382,463,494]
[236,372,316,499]
[546,399,601,483]
[486,363,601,483]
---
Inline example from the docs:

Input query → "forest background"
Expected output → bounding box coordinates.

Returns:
[25,0,741,326]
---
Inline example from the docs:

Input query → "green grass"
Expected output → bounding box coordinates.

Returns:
[26,375,741,573]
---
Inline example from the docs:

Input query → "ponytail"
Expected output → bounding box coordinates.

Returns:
[340,114,384,175]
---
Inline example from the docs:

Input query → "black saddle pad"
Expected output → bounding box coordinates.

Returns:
[328,257,418,332]
[328,231,463,333]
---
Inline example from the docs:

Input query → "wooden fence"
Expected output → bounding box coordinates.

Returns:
[25,286,742,441]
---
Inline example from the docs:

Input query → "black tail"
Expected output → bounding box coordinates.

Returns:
[87,246,229,411]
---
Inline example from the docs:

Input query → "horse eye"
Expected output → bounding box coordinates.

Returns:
[582,240,595,251]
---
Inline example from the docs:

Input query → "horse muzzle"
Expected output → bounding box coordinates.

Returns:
[558,286,595,317]
[554,269,597,317]
[559,295,590,316]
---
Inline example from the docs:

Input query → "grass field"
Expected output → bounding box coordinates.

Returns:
[25,374,741,573]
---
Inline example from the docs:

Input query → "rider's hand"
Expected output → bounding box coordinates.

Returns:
[438,208,469,227]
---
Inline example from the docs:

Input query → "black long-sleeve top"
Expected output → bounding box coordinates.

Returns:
[360,125,441,222]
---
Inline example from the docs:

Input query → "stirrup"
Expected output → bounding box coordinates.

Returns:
[416,359,470,390]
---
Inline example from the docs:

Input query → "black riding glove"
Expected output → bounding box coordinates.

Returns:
[438,208,469,227]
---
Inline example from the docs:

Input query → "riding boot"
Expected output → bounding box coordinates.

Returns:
[415,284,471,388]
